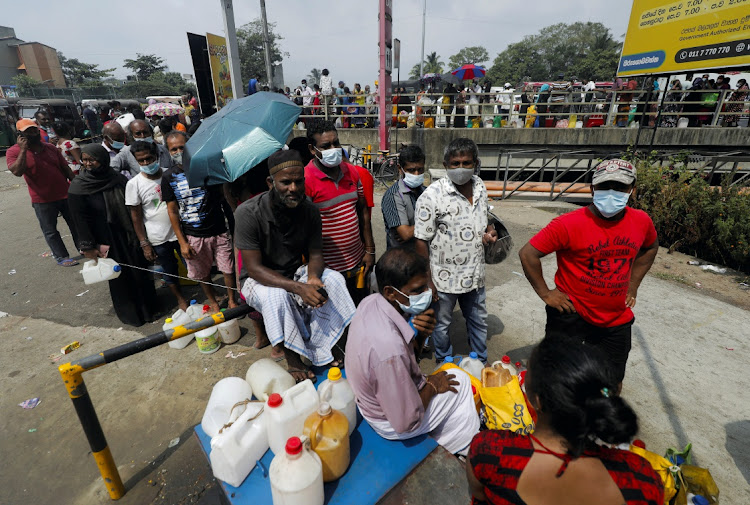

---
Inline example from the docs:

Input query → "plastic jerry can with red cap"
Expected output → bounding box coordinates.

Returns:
[265,379,319,456]
[269,436,324,505]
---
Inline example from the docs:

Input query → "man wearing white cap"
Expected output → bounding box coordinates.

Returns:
[497,83,513,122]
[519,159,659,385]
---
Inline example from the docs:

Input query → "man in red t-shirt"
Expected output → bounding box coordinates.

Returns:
[6,119,80,266]
[519,159,658,384]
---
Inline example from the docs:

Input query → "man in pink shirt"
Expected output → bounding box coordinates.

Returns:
[345,247,480,455]
[6,119,80,266]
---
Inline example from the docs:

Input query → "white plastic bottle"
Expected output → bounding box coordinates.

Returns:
[201,377,254,438]
[491,355,518,375]
[270,436,324,505]
[210,401,268,487]
[317,367,357,436]
[166,309,194,349]
[185,299,203,321]
[459,352,485,380]
[195,305,220,354]
[246,358,296,401]
[265,379,320,455]
[80,258,122,285]
[217,308,241,344]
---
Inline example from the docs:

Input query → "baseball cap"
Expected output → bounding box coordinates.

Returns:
[592,159,636,186]
[504,82,511,88]
[16,119,38,131]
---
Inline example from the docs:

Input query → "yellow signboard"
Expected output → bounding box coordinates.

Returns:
[206,32,233,109]
[618,0,750,76]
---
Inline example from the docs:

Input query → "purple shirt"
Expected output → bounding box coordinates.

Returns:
[344,294,427,434]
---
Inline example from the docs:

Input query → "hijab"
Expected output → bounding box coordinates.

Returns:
[68,144,122,195]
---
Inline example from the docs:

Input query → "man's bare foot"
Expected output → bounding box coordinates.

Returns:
[177,298,189,311]
[285,348,316,383]
[227,297,239,309]
[209,302,221,314]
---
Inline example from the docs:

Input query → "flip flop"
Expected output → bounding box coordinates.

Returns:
[57,258,79,267]
[287,368,317,384]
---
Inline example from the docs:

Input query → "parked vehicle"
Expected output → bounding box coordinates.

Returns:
[17,99,87,138]
[0,99,19,150]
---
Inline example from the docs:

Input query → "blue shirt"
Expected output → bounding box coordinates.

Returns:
[248,78,258,95]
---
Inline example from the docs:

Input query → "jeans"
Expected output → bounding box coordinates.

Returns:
[152,240,181,285]
[432,287,488,363]
[32,199,80,261]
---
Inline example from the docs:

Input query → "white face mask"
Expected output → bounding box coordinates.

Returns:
[170,152,183,166]
[446,167,473,186]
[315,146,342,168]
[403,172,424,188]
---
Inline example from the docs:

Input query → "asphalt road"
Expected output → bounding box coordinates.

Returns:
[1,158,748,504]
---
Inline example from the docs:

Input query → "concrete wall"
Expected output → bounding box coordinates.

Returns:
[292,127,750,169]
[0,36,23,86]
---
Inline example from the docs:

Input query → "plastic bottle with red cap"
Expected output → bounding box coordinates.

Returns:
[269,436,324,505]
[265,379,319,456]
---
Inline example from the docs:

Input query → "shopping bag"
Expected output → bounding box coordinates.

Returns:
[485,211,513,265]
[629,445,677,504]
[680,465,719,504]
[424,117,435,128]
[479,376,534,434]
[493,116,503,128]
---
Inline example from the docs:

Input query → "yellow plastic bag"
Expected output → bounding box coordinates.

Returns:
[525,105,537,128]
[681,465,719,504]
[479,376,534,434]
[629,445,677,504]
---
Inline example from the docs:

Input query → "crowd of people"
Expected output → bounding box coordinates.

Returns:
[8,105,666,502]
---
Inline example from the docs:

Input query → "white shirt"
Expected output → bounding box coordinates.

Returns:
[124,172,177,246]
[414,176,489,294]
[320,75,333,95]
[302,86,315,106]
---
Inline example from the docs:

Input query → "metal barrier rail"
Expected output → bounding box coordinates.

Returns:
[58,304,251,500]
[292,89,749,127]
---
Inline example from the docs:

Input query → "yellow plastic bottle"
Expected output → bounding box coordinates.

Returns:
[302,402,350,482]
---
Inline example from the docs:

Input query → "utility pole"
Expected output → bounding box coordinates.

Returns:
[260,0,274,88]
[219,0,244,99]
[419,0,426,79]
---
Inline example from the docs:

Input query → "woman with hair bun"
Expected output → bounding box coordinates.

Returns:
[466,338,664,505]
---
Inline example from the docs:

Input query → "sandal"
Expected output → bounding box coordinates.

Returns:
[57,258,79,267]
[287,368,317,384]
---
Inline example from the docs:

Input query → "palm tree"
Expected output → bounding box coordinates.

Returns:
[307,68,322,86]
[408,52,444,79]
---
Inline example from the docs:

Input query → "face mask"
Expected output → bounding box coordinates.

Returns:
[446,167,474,186]
[170,152,183,165]
[136,136,154,144]
[140,160,160,175]
[393,287,433,315]
[403,172,424,188]
[316,147,342,168]
[593,189,631,218]
[109,139,125,150]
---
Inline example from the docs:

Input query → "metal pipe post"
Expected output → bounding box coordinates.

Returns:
[259,0,274,86]
[219,0,244,100]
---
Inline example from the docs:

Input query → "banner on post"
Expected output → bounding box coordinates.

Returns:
[618,0,750,76]
[206,32,234,109]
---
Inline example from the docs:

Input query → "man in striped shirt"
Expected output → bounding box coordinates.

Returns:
[305,120,376,304]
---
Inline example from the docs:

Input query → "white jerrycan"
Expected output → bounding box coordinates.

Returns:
[265,379,320,456]
[80,258,122,285]
[209,401,268,487]
[269,436,324,505]
[245,358,296,401]
[317,367,358,436]
[201,377,254,438]
[166,309,193,349]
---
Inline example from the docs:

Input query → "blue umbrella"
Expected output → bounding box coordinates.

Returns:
[184,91,301,187]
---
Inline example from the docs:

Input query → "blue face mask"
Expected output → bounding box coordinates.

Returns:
[137,136,154,144]
[593,189,631,218]
[140,160,160,175]
[110,140,125,150]
[393,287,433,315]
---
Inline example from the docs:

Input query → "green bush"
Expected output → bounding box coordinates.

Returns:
[629,153,750,272]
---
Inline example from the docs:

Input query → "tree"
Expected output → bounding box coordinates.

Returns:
[448,46,489,71]
[408,52,444,79]
[123,54,167,81]
[57,52,114,87]
[10,74,42,96]
[307,68,322,86]
[486,22,622,85]
[237,19,287,89]
[116,72,196,99]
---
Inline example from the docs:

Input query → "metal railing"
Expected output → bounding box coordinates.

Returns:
[58,304,251,500]
[291,89,749,129]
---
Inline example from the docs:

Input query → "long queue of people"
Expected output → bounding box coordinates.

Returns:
[8,116,664,504]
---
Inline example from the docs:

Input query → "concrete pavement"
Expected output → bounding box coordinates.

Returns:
[1,160,748,504]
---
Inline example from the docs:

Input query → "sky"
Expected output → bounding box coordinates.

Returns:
[3,0,634,88]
